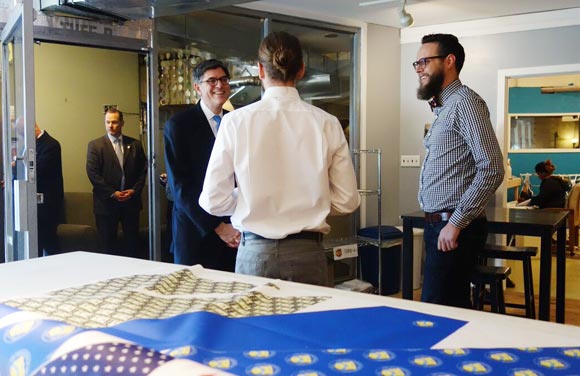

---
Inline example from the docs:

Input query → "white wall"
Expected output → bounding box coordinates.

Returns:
[398,25,580,219]
[363,23,401,226]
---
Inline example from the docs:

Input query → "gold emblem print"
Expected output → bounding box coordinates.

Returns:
[6,321,36,342]
[247,364,279,375]
[366,350,393,361]
[331,359,362,372]
[1,271,330,327]
[563,349,580,358]
[442,348,468,356]
[208,357,237,369]
[378,367,408,376]
[288,353,316,365]
[460,361,491,373]
[412,356,440,367]
[538,358,567,369]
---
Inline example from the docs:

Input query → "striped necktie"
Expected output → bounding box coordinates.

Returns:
[113,138,125,190]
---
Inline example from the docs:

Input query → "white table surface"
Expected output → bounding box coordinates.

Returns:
[1,251,580,350]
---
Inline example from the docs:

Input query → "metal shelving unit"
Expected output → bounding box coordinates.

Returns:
[353,148,385,295]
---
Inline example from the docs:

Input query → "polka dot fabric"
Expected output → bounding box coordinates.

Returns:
[33,342,171,375]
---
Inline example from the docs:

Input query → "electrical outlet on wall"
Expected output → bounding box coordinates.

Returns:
[401,155,421,167]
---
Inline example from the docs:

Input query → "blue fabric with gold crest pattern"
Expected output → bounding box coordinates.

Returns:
[101,306,465,351]
[2,302,580,375]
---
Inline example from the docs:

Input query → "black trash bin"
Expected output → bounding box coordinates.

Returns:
[358,226,402,295]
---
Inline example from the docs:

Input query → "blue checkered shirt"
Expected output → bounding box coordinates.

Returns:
[419,80,504,229]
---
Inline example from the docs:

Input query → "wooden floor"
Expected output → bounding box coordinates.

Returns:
[402,289,580,326]
[504,250,580,325]
[362,249,580,325]
[504,290,580,325]
[400,288,580,325]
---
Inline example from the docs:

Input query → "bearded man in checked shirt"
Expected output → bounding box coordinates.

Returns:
[414,34,504,308]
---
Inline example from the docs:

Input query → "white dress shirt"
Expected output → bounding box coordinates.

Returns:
[199,86,361,239]
[106,133,123,149]
[199,99,223,137]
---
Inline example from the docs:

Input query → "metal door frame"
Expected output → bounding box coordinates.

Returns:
[1,0,38,261]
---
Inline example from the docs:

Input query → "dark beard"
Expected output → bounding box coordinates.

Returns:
[417,69,444,100]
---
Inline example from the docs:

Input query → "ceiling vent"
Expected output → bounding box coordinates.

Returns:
[37,0,129,22]
[36,0,256,21]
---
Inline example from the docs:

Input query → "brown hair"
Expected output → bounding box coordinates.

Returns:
[421,33,465,73]
[258,31,303,83]
[105,107,124,123]
[194,59,230,83]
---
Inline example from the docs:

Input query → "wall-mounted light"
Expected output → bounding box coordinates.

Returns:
[541,84,580,94]
[398,0,414,28]
[358,0,414,28]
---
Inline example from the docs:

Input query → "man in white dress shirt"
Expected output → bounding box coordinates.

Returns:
[199,31,360,286]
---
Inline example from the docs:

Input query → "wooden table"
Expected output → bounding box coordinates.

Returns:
[401,207,569,323]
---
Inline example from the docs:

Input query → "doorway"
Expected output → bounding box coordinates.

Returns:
[496,63,580,205]
[33,42,159,258]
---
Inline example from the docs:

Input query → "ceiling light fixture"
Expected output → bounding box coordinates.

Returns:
[398,0,414,28]
[358,0,414,28]
[359,0,398,6]
[541,85,580,94]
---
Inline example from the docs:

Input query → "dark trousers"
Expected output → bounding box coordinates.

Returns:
[171,208,236,271]
[421,217,487,308]
[162,200,174,263]
[95,208,141,258]
[38,204,61,256]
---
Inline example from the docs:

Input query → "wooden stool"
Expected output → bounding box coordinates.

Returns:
[471,265,511,314]
[480,244,538,319]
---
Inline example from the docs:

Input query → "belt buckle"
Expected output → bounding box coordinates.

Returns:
[425,211,452,223]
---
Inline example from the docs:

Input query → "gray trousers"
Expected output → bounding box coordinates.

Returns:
[236,237,329,287]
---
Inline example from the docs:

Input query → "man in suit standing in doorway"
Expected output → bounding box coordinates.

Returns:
[164,59,238,270]
[86,108,147,258]
[35,123,64,256]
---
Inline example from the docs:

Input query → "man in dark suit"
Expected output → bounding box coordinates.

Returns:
[86,108,147,258]
[35,123,64,256]
[164,59,238,270]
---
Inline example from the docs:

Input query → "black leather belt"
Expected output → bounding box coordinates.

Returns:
[424,211,454,223]
[243,231,322,241]
[424,211,485,223]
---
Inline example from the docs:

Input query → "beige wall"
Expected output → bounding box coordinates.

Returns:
[364,23,401,226]
[34,43,141,193]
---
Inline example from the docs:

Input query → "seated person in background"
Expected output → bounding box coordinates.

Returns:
[520,161,569,208]
[545,159,573,190]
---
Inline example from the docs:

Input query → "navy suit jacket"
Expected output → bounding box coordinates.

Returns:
[164,103,228,236]
[86,134,147,215]
[164,102,235,269]
[36,131,64,214]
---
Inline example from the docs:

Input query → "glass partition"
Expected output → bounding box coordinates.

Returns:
[510,114,580,150]
[271,21,354,140]
[156,11,262,109]
[155,9,359,241]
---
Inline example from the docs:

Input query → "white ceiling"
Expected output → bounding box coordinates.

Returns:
[244,0,580,28]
